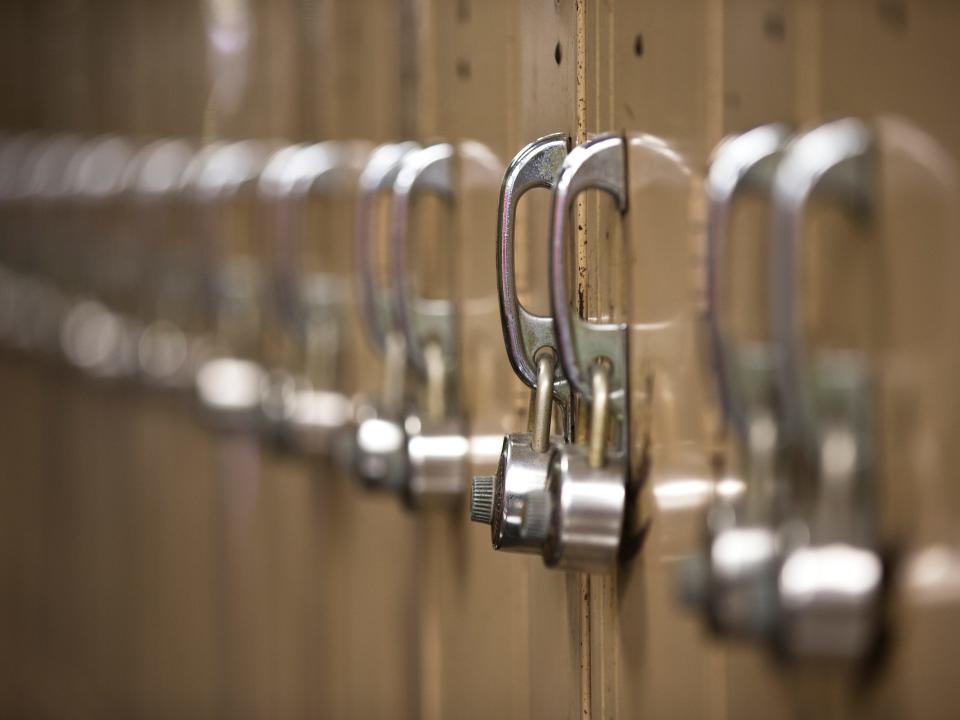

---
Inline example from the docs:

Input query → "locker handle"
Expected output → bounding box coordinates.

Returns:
[389,143,457,378]
[355,142,421,356]
[548,133,628,408]
[497,133,570,404]
[705,124,790,444]
[770,118,874,446]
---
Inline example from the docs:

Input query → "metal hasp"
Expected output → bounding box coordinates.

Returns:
[471,133,572,554]
[502,133,630,574]
[681,125,790,640]
[187,140,273,434]
[256,141,370,457]
[770,118,883,661]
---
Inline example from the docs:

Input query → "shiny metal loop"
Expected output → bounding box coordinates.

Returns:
[356,142,421,355]
[185,140,273,428]
[587,361,611,469]
[497,133,570,399]
[127,139,197,387]
[705,124,790,443]
[390,142,456,378]
[548,133,628,407]
[770,118,874,447]
[531,349,556,453]
[259,141,370,336]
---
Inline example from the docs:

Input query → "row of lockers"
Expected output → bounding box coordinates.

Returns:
[2,1,960,719]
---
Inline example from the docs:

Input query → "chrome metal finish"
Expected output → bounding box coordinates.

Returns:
[548,133,628,409]
[531,350,556,453]
[352,330,411,492]
[683,125,791,640]
[187,140,272,432]
[257,141,370,454]
[62,136,141,380]
[356,142,421,354]
[470,474,495,524]
[541,446,625,572]
[541,361,625,573]
[389,143,457,378]
[706,124,791,441]
[403,340,467,509]
[472,348,561,553]
[130,139,200,390]
[769,118,882,660]
[497,133,570,405]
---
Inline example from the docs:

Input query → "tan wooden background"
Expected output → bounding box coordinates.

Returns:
[0,1,959,718]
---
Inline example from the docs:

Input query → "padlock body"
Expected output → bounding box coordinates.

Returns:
[544,445,626,573]
[405,415,468,510]
[353,410,410,493]
[776,542,883,659]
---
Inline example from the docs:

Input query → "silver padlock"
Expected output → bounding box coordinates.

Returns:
[131,138,207,391]
[470,133,571,552]
[769,118,884,660]
[515,134,630,573]
[388,142,467,509]
[351,141,421,491]
[680,124,791,639]
[12,135,85,359]
[187,140,273,433]
[257,141,370,455]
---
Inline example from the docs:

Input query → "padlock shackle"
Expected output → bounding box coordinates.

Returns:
[548,133,628,405]
[705,124,790,445]
[497,133,571,401]
[531,349,557,453]
[770,118,874,447]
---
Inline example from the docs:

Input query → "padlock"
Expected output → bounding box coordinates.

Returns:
[470,133,572,552]
[388,142,466,509]
[350,141,421,491]
[130,138,206,391]
[9,135,85,359]
[187,140,273,433]
[768,118,885,660]
[510,134,630,573]
[680,124,791,639]
[256,141,370,456]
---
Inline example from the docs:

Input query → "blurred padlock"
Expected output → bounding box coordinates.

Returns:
[187,140,273,433]
[257,141,371,456]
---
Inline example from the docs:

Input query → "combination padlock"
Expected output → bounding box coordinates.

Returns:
[256,141,370,456]
[188,140,273,433]
[470,133,572,552]
[769,118,885,660]
[681,124,791,639]
[497,134,630,573]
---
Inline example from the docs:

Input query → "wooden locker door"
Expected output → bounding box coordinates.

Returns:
[793,3,960,718]
[579,1,801,718]
[297,1,421,717]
